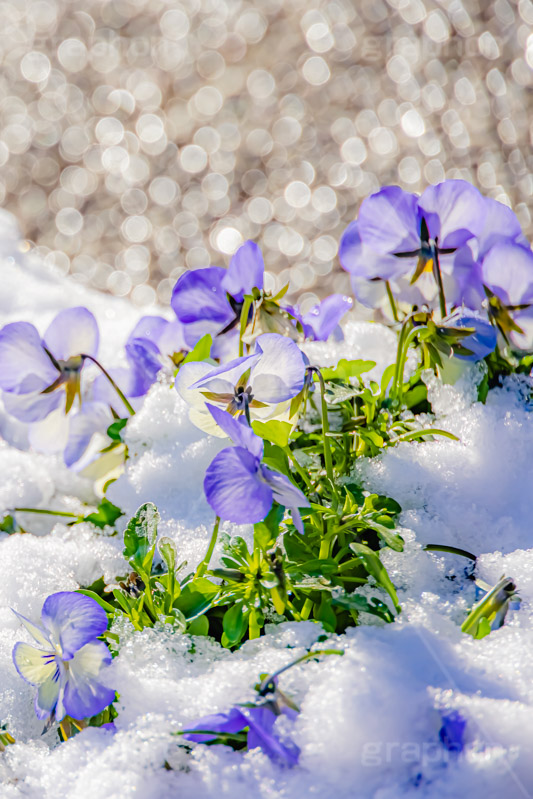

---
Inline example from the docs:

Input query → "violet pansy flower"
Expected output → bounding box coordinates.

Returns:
[289,294,353,341]
[340,180,486,310]
[176,333,306,435]
[203,405,307,531]
[171,240,264,348]
[443,310,497,362]
[0,307,99,423]
[183,704,299,767]
[12,592,115,724]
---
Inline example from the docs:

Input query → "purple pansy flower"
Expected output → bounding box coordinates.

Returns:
[26,400,113,467]
[12,592,115,724]
[171,241,264,348]
[340,180,486,310]
[176,333,306,435]
[0,307,99,423]
[183,676,300,768]
[443,309,497,362]
[203,405,307,532]
[93,315,189,407]
[453,197,531,311]
[289,295,353,341]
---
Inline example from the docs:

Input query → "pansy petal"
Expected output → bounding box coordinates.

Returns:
[482,242,533,305]
[419,180,485,249]
[28,407,70,455]
[125,338,163,395]
[357,186,420,254]
[175,360,218,409]
[63,640,114,720]
[41,592,108,659]
[260,466,307,532]
[478,198,525,255]
[339,221,407,281]
[64,402,112,467]
[243,706,300,767]
[12,610,51,648]
[3,388,62,423]
[43,307,99,360]
[0,322,58,393]
[249,335,305,403]
[444,310,497,362]
[156,320,189,356]
[127,315,169,345]
[183,707,248,742]
[301,295,353,341]
[171,267,233,327]
[206,404,263,458]
[204,446,272,524]
[190,352,261,394]
[35,667,64,720]
[13,642,56,685]
[221,240,264,302]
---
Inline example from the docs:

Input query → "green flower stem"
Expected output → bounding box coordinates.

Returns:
[314,369,338,501]
[82,354,135,416]
[282,446,312,490]
[195,516,221,578]
[258,648,344,693]
[14,507,80,519]
[391,317,411,401]
[432,250,447,319]
[385,281,399,322]
[392,325,428,404]
[238,296,253,357]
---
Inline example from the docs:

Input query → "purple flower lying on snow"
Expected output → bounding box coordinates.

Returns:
[12,592,115,724]
[203,404,307,531]
[183,676,300,768]
[0,307,99,422]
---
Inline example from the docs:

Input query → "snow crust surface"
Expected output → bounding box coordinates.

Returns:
[1,218,533,798]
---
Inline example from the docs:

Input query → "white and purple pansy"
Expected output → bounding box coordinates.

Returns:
[12,592,115,723]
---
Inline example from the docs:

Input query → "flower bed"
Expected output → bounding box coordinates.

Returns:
[1,182,533,798]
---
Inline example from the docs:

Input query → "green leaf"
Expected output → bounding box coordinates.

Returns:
[175,578,219,620]
[321,359,376,381]
[314,595,337,632]
[349,542,401,613]
[331,592,394,623]
[158,536,177,573]
[324,383,360,404]
[182,334,212,365]
[262,442,290,476]
[252,419,292,448]
[107,418,128,442]
[123,503,159,576]
[299,558,338,576]
[222,603,249,645]
[371,522,404,552]
[84,498,124,529]
[254,504,283,551]
[188,615,209,636]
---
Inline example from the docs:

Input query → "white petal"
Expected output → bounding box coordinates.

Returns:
[13,642,57,685]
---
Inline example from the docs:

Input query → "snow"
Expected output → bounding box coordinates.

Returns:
[1,212,533,798]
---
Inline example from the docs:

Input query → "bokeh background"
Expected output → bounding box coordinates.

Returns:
[1,0,533,312]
